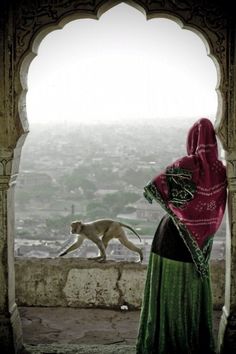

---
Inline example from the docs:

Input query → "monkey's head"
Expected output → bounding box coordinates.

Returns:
[70,220,82,234]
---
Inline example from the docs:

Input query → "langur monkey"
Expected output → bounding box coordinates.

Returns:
[59,219,143,262]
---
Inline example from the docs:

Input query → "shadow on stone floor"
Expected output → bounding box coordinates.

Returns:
[19,307,222,354]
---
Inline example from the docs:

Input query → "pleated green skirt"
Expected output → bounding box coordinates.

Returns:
[136,253,215,354]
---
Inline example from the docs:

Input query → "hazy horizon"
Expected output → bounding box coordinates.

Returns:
[26,115,212,131]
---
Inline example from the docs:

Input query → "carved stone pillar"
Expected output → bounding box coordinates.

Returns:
[0,150,23,352]
[218,153,236,353]
[0,1,23,350]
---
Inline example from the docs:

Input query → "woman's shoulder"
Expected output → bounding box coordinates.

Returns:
[170,155,199,171]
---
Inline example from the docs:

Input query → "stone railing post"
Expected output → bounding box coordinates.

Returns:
[0,149,23,352]
[0,1,24,349]
[218,152,236,353]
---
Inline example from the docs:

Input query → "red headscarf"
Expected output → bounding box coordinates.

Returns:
[144,118,227,275]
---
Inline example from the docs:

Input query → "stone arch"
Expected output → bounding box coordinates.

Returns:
[17,0,229,321]
[1,1,233,352]
[15,0,229,151]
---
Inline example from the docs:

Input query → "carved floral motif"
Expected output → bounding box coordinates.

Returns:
[15,0,227,63]
[0,156,12,190]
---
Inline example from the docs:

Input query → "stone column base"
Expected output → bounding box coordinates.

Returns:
[0,304,23,353]
[220,309,236,354]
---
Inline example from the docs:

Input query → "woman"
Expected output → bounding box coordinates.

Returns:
[136,118,227,354]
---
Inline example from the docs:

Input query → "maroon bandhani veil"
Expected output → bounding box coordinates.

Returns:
[144,118,227,276]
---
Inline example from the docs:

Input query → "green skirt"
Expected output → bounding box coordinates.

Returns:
[136,253,215,354]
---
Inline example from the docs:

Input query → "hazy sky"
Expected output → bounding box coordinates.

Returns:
[26,3,218,125]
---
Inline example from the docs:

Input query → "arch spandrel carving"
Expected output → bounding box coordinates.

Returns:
[14,0,230,149]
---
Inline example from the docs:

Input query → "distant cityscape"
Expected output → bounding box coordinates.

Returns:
[15,119,226,262]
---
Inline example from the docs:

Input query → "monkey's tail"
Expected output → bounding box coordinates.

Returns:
[120,222,142,242]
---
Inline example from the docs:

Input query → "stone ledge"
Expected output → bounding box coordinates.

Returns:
[23,344,136,354]
[15,257,225,309]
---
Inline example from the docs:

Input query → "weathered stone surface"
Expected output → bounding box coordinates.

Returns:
[63,267,120,307]
[15,258,225,309]
[118,267,147,309]
[19,306,221,353]
[23,344,136,354]
[19,307,140,346]
[15,258,147,309]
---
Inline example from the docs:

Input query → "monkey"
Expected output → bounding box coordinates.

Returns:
[58,219,143,262]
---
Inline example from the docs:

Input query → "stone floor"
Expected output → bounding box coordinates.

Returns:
[20,307,222,354]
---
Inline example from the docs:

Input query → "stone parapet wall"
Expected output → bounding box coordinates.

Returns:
[15,258,225,310]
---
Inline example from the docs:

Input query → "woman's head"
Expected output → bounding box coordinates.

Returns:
[186,118,218,161]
